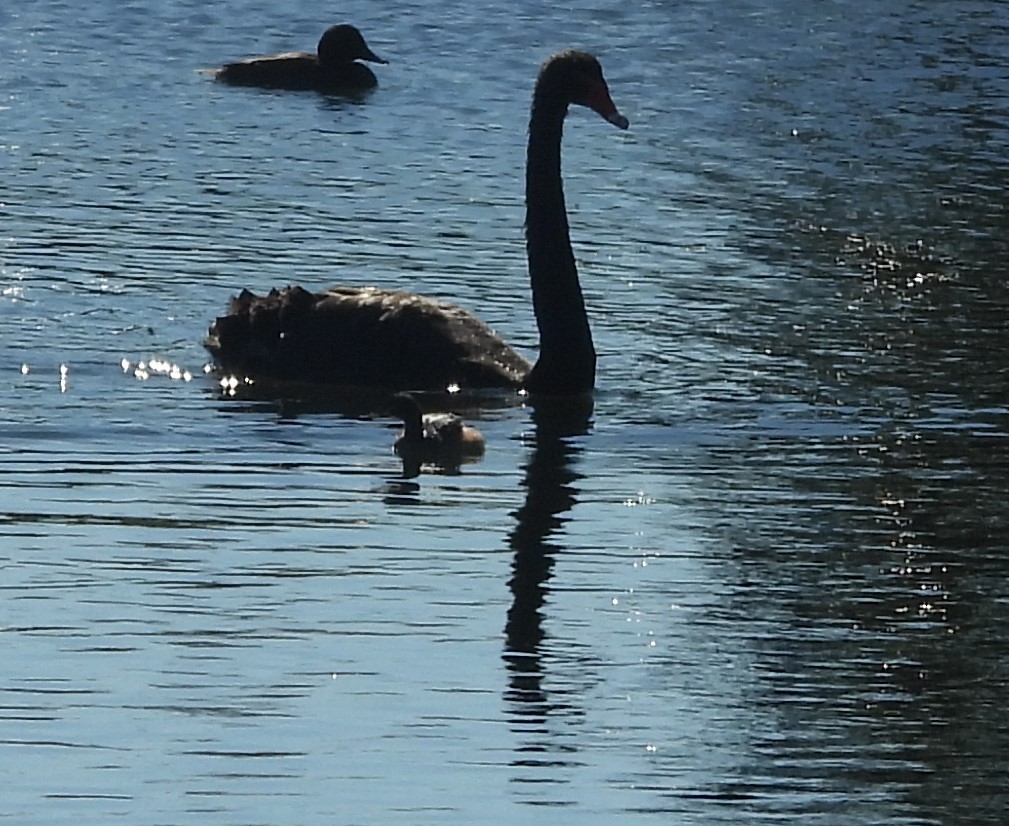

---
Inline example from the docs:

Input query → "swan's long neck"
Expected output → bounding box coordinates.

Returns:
[524,91,595,395]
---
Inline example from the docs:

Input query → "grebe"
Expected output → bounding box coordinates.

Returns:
[389,393,486,463]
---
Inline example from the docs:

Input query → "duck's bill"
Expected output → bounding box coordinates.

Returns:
[364,48,388,64]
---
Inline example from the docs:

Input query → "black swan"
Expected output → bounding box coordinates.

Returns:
[209,24,386,92]
[389,392,486,459]
[205,50,628,395]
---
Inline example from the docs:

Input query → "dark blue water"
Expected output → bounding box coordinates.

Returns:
[2,0,1008,823]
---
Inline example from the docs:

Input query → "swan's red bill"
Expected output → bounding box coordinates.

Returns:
[580,84,629,130]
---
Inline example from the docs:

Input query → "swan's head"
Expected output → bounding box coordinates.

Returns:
[538,50,629,129]
[318,24,387,66]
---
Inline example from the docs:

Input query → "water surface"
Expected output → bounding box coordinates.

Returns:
[2,0,1009,823]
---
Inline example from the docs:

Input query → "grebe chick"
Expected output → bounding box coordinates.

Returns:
[205,50,628,393]
[389,393,486,460]
[209,24,386,92]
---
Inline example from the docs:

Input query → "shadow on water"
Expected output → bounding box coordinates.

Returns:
[707,418,1009,822]
[697,226,1009,820]
[502,394,592,767]
[209,377,523,420]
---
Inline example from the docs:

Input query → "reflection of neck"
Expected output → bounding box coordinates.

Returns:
[505,397,593,659]
[524,93,595,395]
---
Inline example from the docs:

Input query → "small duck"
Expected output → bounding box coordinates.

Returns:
[209,24,386,92]
[389,393,486,467]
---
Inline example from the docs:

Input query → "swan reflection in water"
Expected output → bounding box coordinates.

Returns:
[504,396,593,753]
[205,50,628,396]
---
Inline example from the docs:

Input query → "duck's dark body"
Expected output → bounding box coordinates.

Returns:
[206,285,530,390]
[214,52,380,92]
[211,24,385,92]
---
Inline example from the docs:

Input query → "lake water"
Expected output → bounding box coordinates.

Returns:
[3,0,1009,823]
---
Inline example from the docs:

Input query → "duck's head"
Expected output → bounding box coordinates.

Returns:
[318,24,387,66]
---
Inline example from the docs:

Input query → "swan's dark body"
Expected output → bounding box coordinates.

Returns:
[205,50,627,394]
[209,285,529,389]
[211,24,386,92]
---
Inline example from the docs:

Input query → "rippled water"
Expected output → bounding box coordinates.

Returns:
[3,0,1009,823]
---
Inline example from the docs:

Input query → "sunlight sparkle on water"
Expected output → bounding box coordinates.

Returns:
[122,358,193,382]
[218,374,254,396]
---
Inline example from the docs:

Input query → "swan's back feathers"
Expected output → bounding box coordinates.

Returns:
[205,285,530,390]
